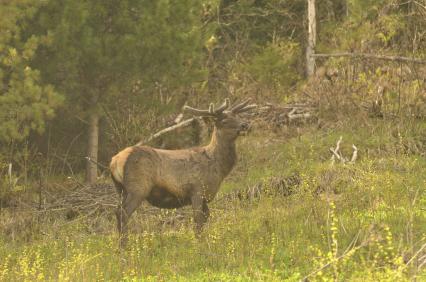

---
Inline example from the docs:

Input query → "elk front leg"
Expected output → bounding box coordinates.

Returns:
[191,193,209,236]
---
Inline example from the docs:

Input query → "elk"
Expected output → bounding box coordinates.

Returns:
[110,98,256,246]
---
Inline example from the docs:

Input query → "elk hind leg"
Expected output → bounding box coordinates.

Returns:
[113,177,127,235]
[117,192,144,247]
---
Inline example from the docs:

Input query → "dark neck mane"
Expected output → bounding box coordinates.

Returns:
[206,127,237,177]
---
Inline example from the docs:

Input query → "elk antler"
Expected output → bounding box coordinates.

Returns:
[231,98,251,112]
[184,98,231,117]
[231,98,257,114]
[215,98,231,113]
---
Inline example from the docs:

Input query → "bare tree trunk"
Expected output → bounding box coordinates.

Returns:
[306,0,317,77]
[85,111,99,184]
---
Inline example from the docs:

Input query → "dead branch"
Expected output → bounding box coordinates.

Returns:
[351,145,358,163]
[330,136,343,164]
[174,113,184,124]
[311,52,426,64]
[136,116,201,146]
[256,103,315,128]
[85,157,109,170]
[330,136,358,165]
[288,112,312,121]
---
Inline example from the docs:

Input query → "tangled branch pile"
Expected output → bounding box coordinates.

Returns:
[253,102,316,129]
[34,182,117,219]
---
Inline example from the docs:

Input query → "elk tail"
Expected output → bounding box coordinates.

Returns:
[111,173,125,196]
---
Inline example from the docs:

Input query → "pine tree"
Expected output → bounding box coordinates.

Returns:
[34,0,205,183]
[0,1,62,143]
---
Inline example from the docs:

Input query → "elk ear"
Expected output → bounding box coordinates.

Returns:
[201,116,213,124]
[201,116,219,128]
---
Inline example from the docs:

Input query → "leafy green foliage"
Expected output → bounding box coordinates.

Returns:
[245,40,301,92]
[204,0,305,97]
[0,1,62,142]
[319,0,425,54]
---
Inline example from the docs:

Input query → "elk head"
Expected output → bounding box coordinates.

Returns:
[184,98,257,141]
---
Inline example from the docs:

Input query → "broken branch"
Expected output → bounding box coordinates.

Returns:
[351,145,358,163]
[136,116,201,146]
[311,52,426,64]
[330,136,343,164]
[330,137,358,165]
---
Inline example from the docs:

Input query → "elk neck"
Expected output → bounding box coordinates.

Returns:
[206,126,237,177]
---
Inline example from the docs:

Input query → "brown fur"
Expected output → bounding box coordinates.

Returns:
[110,110,250,247]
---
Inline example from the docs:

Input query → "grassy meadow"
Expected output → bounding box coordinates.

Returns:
[0,118,425,281]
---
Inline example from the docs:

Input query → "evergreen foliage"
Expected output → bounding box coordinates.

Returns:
[34,0,205,114]
[0,1,62,142]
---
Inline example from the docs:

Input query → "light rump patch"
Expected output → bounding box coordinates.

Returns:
[110,147,134,183]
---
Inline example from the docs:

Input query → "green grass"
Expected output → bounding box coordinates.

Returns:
[0,119,425,281]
